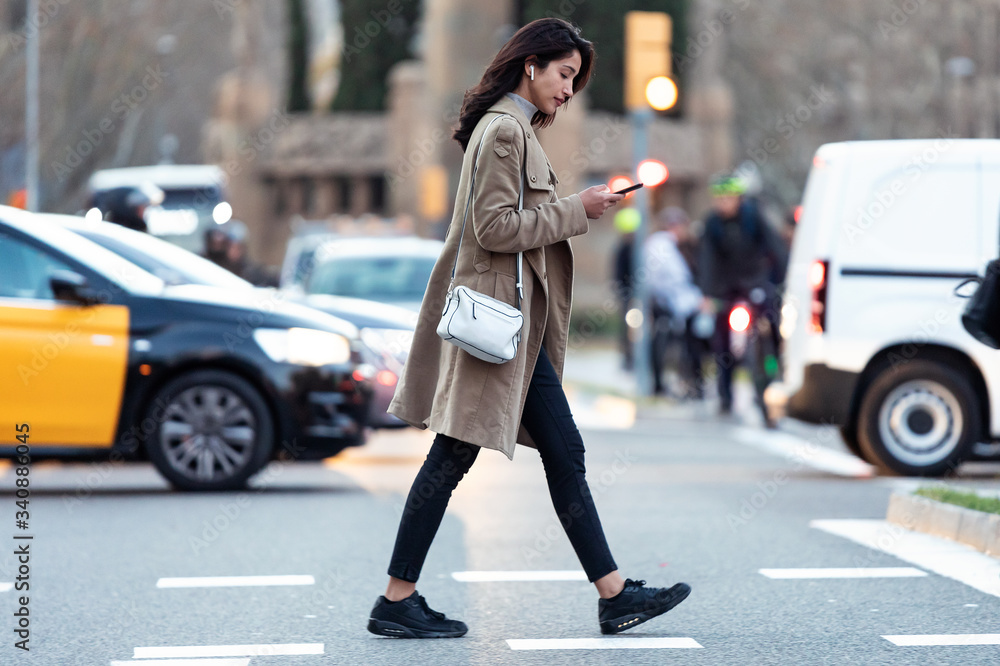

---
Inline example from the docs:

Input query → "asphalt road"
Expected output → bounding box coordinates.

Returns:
[1,399,998,665]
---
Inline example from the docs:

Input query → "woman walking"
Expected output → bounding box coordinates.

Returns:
[368,18,691,638]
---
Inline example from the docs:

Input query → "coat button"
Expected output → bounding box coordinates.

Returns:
[526,131,532,138]
[530,175,536,182]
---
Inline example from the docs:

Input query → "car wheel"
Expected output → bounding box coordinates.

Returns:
[146,370,274,491]
[857,360,979,476]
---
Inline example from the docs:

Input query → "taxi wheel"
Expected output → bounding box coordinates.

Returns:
[146,370,274,491]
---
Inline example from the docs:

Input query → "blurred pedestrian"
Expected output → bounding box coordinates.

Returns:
[698,174,787,414]
[646,207,707,398]
[222,221,279,287]
[101,183,164,233]
[201,226,231,267]
[372,18,690,640]
[611,206,640,370]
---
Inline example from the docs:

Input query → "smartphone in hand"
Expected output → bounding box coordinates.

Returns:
[613,183,643,195]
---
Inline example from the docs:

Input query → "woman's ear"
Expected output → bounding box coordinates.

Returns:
[525,56,538,80]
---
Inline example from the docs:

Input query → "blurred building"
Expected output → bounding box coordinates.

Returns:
[7,0,1000,310]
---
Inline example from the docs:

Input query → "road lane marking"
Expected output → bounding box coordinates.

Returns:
[155,575,314,588]
[506,638,702,650]
[452,570,587,582]
[759,567,927,579]
[734,427,875,477]
[133,643,324,658]
[810,519,1000,598]
[883,634,1000,646]
[113,660,250,665]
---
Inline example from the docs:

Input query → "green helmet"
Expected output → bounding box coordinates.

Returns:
[709,174,746,196]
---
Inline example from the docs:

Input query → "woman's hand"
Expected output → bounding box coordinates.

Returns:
[578,185,625,219]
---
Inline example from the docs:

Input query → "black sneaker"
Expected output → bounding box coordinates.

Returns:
[367,591,468,638]
[598,579,691,635]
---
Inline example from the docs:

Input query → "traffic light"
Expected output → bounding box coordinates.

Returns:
[624,11,672,111]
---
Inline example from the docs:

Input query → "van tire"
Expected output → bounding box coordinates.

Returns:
[839,424,869,462]
[857,360,978,476]
[145,370,274,491]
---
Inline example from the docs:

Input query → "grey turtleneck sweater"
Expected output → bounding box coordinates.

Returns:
[505,92,538,122]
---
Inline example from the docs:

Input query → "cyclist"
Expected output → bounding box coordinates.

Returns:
[698,174,787,414]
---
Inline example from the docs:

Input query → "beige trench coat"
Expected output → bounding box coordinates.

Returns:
[387,95,590,460]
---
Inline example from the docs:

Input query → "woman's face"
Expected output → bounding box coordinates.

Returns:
[526,50,582,115]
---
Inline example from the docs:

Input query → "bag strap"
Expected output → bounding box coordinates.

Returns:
[449,113,525,310]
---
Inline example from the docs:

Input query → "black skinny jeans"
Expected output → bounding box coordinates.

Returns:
[387,346,618,584]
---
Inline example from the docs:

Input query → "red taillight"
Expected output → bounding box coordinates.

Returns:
[376,370,398,387]
[729,305,751,333]
[810,260,829,333]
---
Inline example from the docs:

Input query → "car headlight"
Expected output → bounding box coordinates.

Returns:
[253,327,351,366]
[359,328,414,367]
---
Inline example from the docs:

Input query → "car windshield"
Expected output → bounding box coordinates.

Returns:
[161,186,222,210]
[7,215,163,296]
[72,228,252,289]
[306,256,436,303]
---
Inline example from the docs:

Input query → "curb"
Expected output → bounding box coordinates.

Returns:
[886,492,1000,558]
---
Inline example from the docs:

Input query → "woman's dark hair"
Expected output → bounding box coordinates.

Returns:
[452,18,595,151]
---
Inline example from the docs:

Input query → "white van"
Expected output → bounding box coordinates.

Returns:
[765,139,1000,475]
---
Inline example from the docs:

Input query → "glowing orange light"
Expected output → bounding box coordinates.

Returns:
[645,76,678,111]
[794,206,803,224]
[609,175,634,194]
[729,305,751,333]
[809,261,826,289]
[637,159,669,187]
[139,364,152,376]
[376,370,398,387]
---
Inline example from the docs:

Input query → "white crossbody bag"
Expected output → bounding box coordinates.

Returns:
[436,114,525,364]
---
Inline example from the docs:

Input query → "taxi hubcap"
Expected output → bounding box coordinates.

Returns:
[159,386,257,481]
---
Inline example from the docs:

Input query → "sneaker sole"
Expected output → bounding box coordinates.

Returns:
[599,584,692,635]
[367,618,468,639]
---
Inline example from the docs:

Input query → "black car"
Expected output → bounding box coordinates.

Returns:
[54,215,416,427]
[0,207,373,491]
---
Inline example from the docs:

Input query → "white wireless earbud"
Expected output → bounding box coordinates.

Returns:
[530,65,534,81]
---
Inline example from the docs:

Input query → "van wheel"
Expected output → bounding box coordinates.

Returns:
[857,360,978,476]
[839,424,868,461]
[146,370,274,491]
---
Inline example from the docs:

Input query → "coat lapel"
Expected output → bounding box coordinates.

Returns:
[485,96,548,293]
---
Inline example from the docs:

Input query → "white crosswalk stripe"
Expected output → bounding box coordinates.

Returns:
[506,637,703,650]
[883,634,1000,646]
[759,567,927,579]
